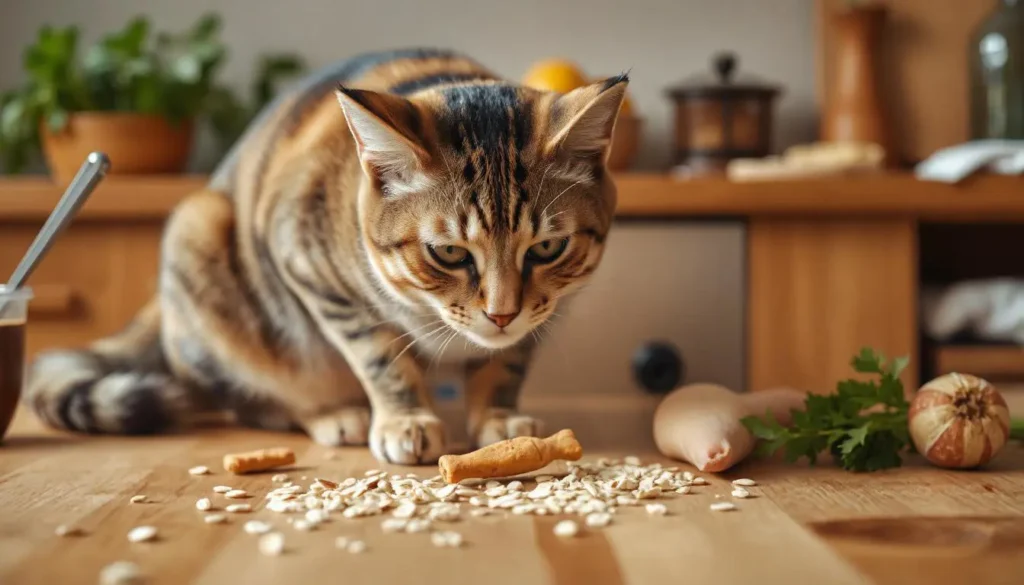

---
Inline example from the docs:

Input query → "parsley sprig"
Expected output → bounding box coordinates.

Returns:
[741,347,914,472]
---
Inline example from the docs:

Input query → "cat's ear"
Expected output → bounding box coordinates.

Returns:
[544,74,629,164]
[335,86,431,193]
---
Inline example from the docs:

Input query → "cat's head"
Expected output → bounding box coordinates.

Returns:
[336,75,627,349]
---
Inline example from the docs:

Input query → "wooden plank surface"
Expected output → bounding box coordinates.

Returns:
[2,173,1024,222]
[2,401,1022,585]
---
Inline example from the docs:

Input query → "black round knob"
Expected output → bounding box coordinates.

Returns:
[632,341,684,394]
[713,52,737,83]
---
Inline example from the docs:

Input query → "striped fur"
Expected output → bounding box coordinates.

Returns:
[25,48,628,464]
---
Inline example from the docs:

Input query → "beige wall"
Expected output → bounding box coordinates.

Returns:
[0,0,818,171]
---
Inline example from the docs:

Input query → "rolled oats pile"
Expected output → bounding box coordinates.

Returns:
[252,457,743,543]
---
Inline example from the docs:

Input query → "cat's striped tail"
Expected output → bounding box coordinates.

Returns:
[24,298,191,435]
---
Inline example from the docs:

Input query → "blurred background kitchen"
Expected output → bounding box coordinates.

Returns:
[1,0,1022,438]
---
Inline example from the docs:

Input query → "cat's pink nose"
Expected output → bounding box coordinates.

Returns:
[485,312,519,329]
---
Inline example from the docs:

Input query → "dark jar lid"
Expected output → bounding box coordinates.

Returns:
[665,52,781,101]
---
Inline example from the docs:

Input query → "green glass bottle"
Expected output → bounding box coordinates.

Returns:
[969,0,1024,139]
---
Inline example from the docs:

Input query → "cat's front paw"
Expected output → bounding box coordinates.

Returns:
[473,408,544,447]
[302,406,371,447]
[370,409,447,465]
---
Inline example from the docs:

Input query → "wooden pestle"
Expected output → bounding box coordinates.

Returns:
[438,429,583,484]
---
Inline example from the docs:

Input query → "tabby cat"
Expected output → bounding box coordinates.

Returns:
[25,49,628,464]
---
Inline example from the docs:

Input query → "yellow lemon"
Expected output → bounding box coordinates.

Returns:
[522,59,589,94]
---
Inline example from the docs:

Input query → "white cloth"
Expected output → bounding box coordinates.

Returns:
[923,279,1024,344]
[915,140,1024,184]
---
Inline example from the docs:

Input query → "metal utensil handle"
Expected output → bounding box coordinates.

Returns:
[6,152,110,290]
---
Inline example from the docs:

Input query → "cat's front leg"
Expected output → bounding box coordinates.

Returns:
[313,316,448,464]
[465,343,543,447]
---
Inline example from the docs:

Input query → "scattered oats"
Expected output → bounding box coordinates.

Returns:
[623,456,641,466]
[99,561,144,585]
[304,496,322,509]
[212,486,232,494]
[393,502,417,519]
[365,469,381,477]
[431,530,464,548]
[129,495,147,504]
[226,504,252,513]
[406,473,418,479]
[204,514,227,524]
[54,524,83,537]
[195,498,212,511]
[469,496,486,507]
[710,502,737,512]
[527,483,553,500]
[305,509,329,524]
[731,487,751,499]
[535,475,554,483]
[315,477,339,489]
[681,471,695,482]
[271,474,289,483]
[225,489,249,499]
[346,540,367,554]
[553,520,579,538]
[485,480,501,489]
[616,496,638,506]
[258,532,285,556]
[469,508,491,518]
[188,465,210,476]
[293,520,315,531]
[429,504,461,522]
[406,518,432,533]
[381,518,408,533]
[645,503,668,516]
[434,484,458,500]
[126,526,158,543]
[732,478,757,487]
[244,521,272,535]
[334,536,350,549]
[507,480,524,492]
[691,477,708,486]
[586,512,612,528]
[511,504,534,515]
[485,486,507,497]
[676,486,691,495]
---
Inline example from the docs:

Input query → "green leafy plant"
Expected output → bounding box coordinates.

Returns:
[742,347,914,472]
[204,54,305,153]
[0,14,305,173]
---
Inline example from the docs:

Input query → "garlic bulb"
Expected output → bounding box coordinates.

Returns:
[908,373,1010,469]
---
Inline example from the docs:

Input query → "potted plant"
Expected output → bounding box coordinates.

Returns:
[0,14,304,182]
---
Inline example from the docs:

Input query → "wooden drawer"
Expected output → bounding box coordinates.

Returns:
[0,221,163,358]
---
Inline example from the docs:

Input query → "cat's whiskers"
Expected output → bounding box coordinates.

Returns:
[383,319,445,349]
[389,323,450,368]
[428,328,461,372]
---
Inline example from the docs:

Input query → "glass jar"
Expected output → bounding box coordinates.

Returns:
[969,0,1024,139]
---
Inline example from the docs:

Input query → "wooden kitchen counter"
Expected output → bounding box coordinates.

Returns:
[1,399,1022,585]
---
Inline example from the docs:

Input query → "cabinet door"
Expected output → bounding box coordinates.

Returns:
[521,221,746,403]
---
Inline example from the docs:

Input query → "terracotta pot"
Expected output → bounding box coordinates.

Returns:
[41,113,194,183]
[821,5,892,164]
[608,115,642,171]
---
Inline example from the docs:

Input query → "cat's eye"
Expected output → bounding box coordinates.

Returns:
[526,237,569,264]
[427,244,472,268]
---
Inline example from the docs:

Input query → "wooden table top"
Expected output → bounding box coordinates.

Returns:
[1,404,1023,585]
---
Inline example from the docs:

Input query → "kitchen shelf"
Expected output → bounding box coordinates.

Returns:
[933,344,1024,380]
[0,172,1021,222]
